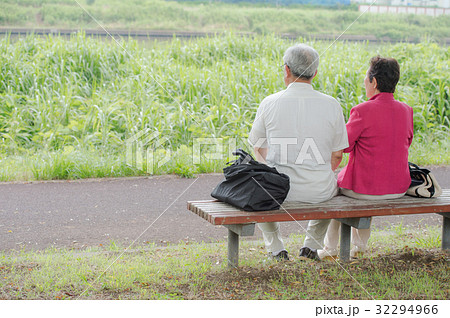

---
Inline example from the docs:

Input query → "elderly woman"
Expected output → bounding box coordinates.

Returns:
[318,56,414,260]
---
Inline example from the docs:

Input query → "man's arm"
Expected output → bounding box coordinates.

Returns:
[331,150,343,171]
[254,147,268,164]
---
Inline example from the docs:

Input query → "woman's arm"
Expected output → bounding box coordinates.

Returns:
[345,108,364,153]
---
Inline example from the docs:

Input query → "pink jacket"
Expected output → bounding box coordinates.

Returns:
[337,93,414,195]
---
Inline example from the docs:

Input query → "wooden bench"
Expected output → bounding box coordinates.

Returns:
[187,189,450,268]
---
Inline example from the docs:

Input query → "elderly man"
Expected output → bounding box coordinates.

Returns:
[248,44,349,261]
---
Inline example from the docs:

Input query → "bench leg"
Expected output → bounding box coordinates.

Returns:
[223,224,255,268]
[442,214,450,251]
[336,217,371,261]
[340,222,351,262]
[227,229,239,268]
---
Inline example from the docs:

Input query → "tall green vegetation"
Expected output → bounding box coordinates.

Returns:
[0,0,449,41]
[0,33,449,180]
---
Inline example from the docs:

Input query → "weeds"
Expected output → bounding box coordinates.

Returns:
[0,227,449,300]
[1,0,449,41]
[0,33,449,181]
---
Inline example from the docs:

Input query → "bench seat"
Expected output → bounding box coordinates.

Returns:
[187,189,450,267]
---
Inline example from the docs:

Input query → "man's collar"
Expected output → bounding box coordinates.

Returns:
[287,82,313,89]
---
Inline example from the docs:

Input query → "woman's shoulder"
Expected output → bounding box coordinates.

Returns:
[352,100,372,112]
[354,97,412,111]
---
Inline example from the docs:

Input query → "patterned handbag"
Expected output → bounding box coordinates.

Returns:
[406,162,442,198]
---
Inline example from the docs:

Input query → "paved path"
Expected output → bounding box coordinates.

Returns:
[1,167,449,251]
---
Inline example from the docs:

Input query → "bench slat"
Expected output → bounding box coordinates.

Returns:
[188,191,450,225]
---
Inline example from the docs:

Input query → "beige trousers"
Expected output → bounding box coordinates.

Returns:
[258,222,285,255]
[323,188,406,252]
[302,187,339,250]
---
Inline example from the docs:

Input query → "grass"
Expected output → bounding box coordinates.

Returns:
[0,135,449,182]
[0,226,448,300]
[0,33,448,181]
[0,0,449,41]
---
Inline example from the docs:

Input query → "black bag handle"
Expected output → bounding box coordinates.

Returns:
[228,149,259,165]
[408,162,420,170]
[409,162,430,174]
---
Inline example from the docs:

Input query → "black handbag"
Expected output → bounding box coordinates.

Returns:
[211,149,290,211]
[406,162,442,198]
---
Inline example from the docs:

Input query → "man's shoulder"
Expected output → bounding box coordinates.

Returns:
[259,90,287,108]
[261,88,340,108]
[313,90,340,105]
[263,90,286,101]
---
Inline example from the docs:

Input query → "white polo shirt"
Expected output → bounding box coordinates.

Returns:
[248,82,349,203]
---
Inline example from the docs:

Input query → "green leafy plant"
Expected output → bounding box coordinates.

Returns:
[0,33,448,181]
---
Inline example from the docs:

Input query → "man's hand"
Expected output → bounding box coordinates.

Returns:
[331,150,343,171]
[254,147,268,164]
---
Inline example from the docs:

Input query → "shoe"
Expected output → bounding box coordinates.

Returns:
[350,246,366,258]
[272,250,289,262]
[299,247,319,261]
[317,248,338,261]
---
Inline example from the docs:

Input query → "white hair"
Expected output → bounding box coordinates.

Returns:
[283,44,319,79]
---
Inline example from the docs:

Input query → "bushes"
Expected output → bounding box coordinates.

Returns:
[0,33,448,179]
[0,0,448,40]
[0,3,34,25]
[1,33,448,152]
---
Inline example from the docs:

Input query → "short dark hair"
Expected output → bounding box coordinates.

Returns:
[368,56,400,93]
